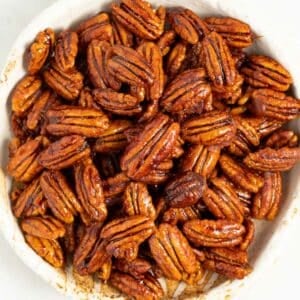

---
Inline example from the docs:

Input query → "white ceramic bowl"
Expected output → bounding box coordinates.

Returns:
[0,0,299,299]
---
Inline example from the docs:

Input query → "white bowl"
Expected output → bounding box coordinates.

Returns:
[0,0,299,299]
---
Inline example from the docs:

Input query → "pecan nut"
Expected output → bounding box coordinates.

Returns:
[112,16,134,47]
[162,206,201,225]
[265,130,298,149]
[115,258,152,279]
[247,117,283,138]
[157,30,176,56]
[240,219,255,250]
[166,42,187,78]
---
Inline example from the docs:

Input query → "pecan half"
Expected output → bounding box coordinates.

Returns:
[149,223,198,280]
[162,206,201,225]
[166,42,187,78]
[265,130,298,149]
[183,219,245,247]
[240,219,255,250]
[115,258,152,279]
[112,16,134,47]
[247,117,283,138]
[157,30,176,56]
[63,223,76,254]
[38,135,91,170]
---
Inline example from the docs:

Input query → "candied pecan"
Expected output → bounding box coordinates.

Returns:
[115,258,151,278]
[93,89,142,116]
[250,88,300,121]
[21,216,65,239]
[183,219,245,247]
[103,172,130,198]
[7,136,44,182]
[11,75,42,116]
[38,135,91,170]
[25,234,64,268]
[43,64,84,100]
[46,105,109,137]
[166,42,187,78]
[111,0,164,40]
[181,110,236,146]
[110,271,164,300]
[112,16,134,47]
[202,177,245,223]
[240,219,255,250]
[26,28,55,75]
[235,187,253,216]
[252,172,282,220]
[241,55,292,91]
[219,154,264,193]
[123,182,156,219]
[247,117,283,138]
[140,160,173,184]
[76,12,113,45]
[74,161,107,223]
[40,170,82,223]
[149,223,198,280]
[63,223,76,254]
[98,258,112,281]
[205,17,253,48]
[100,215,155,261]
[157,30,176,56]
[244,147,300,171]
[181,144,220,178]
[161,68,211,120]
[78,87,102,109]
[266,130,298,149]
[203,247,252,279]
[54,31,78,72]
[162,206,201,225]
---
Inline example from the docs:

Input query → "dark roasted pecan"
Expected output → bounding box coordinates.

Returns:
[103,172,130,199]
[162,206,201,225]
[112,16,134,47]
[38,135,91,170]
[157,30,176,56]
[241,55,292,91]
[183,219,245,247]
[166,42,187,78]
[265,130,298,149]
[115,258,151,279]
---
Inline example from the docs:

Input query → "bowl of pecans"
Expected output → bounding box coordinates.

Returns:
[0,0,300,299]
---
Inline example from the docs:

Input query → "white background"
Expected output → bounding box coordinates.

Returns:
[0,0,299,299]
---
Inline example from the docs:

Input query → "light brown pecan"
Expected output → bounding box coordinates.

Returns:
[240,219,255,250]
[168,7,208,44]
[115,258,152,279]
[266,130,298,149]
[166,42,187,78]
[7,136,44,182]
[93,89,142,116]
[43,64,84,100]
[183,219,245,247]
[38,135,91,170]
[181,110,236,146]
[25,234,64,268]
[123,182,156,220]
[244,147,300,171]
[40,170,82,223]
[219,154,264,193]
[250,88,300,121]
[162,206,201,225]
[121,114,179,181]
[111,0,164,40]
[21,216,66,239]
[205,17,253,48]
[100,215,155,261]
[103,172,130,199]
[110,271,164,300]
[157,30,176,56]
[74,161,107,224]
[149,223,199,280]
[202,177,245,223]
[98,258,112,281]
[112,16,134,47]
[54,31,78,72]
[181,144,220,178]
[241,55,292,91]
[247,117,283,138]
[11,75,42,116]
[161,68,211,120]
[26,28,55,75]
[46,105,109,137]
[203,247,252,279]
[252,172,282,220]
[76,12,113,45]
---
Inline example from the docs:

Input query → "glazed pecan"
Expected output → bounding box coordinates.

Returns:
[252,172,282,220]
[63,223,76,254]
[78,87,100,109]
[247,117,283,138]
[183,219,245,247]
[103,172,130,199]
[219,154,264,193]
[93,89,142,116]
[205,17,253,48]
[149,223,198,280]
[162,206,201,225]
[74,161,107,223]
[115,258,152,279]
[166,42,187,78]
[110,271,164,300]
[7,136,44,182]
[265,130,298,149]
[250,89,300,121]
[123,182,156,220]
[157,30,176,56]
[202,177,245,223]
[11,75,42,116]
[235,187,253,217]
[112,16,134,47]
[46,105,109,137]
[240,219,255,250]
[100,215,155,261]
[181,110,236,146]
[241,55,292,91]
[161,68,211,120]
[181,144,220,178]
[38,135,91,170]
[21,216,66,239]
[111,0,164,40]
[140,160,173,184]
[25,234,64,268]
[203,247,252,279]
[40,170,82,223]
[26,28,55,74]
[244,147,300,171]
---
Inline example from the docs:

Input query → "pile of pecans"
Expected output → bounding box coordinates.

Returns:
[7,0,300,298]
